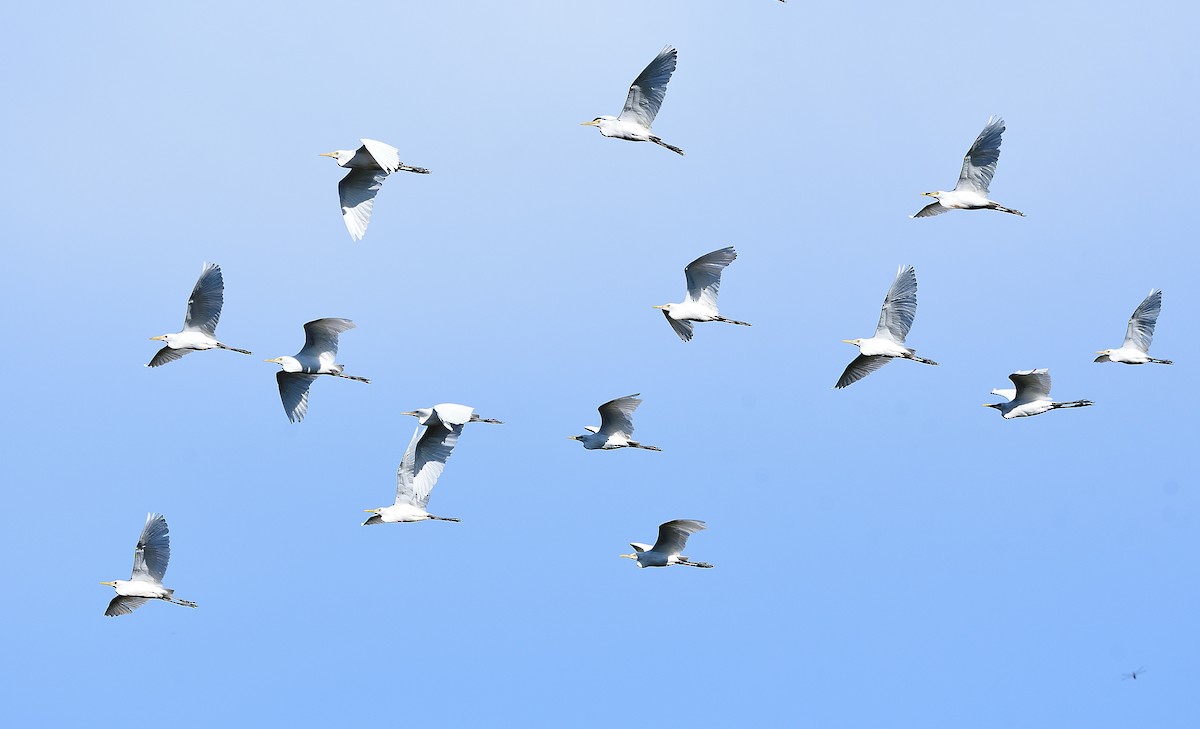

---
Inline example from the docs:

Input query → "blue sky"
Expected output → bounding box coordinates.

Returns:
[1,1,1197,726]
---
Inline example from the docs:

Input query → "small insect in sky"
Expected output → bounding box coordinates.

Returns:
[1121,667,1146,681]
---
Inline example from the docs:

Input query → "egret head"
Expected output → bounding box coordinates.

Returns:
[264,357,283,366]
[400,408,433,424]
[921,191,944,198]
[568,434,583,441]
[619,553,642,565]
[319,150,353,165]
[1096,349,1113,356]
[99,581,117,587]
[149,334,169,342]
[363,508,381,514]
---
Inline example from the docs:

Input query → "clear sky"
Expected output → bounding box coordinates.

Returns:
[1,1,1197,726]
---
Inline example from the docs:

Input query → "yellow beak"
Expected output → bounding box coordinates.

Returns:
[150,336,166,341]
[580,120,599,126]
[921,192,935,197]
[363,509,378,513]
[1096,350,1107,354]
[652,305,664,309]
[264,358,278,363]
[319,152,337,157]
[399,411,418,416]
[99,581,116,586]
[841,339,856,344]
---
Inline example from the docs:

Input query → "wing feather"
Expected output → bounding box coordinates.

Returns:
[147,346,191,368]
[597,394,641,438]
[874,265,918,343]
[955,116,1005,194]
[835,354,891,389]
[130,513,170,584]
[277,372,319,423]
[684,246,736,309]
[359,139,402,173]
[105,596,149,617]
[651,519,706,556]
[1123,289,1162,353]
[338,168,388,241]
[912,201,950,218]
[395,423,462,509]
[182,262,224,335]
[618,46,677,129]
[664,311,694,342]
[299,318,355,360]
[1010,369,1052,401]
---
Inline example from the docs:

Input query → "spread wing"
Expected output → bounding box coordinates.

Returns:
[130,513,170,584]
[651,519,706,557]
[835,354,891,389]
[299,318,355,362]
[338,168,389,241]
[1123,289,1162,353]
[874,265,918,343]
[990,388,1017,402]
[147,346,191,368]
[684,246,736,309]
[359,139,402,173]
[663,311,694,342]
[277,372,319,423]
[912,200,950,218]
[395,423,462,509]
[1010,369,1052,401]
[597,394,642,438]
[430,403,475,429]
[954,116,1004,194]
[182,262,224,335]
[618,45,677,130]
[105,596,149,617]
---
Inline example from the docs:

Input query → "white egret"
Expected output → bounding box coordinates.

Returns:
[570,394,661,451]
[655,246,751,342]
[1096,289,1172,365]
[913,116,1024,218]
[581,45,683,155]
[836,265,938,389]
[265,318,369,423]
[363,414,474,525]
[402,402,503,428]
[620,520,713,568]
[320,139,430,241]
[147,262,251,367]
[100,513,196,617]
[984,369,1093,418]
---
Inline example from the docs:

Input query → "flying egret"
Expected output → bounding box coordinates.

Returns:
[913,116,1024,218]
[265,318,369,423]
[621,520,713,568]
[363,413,478,525]
[100,513,196,617]
[581,45,684,155]
[984,369,1093,418]
[655,246,751,342]
[836,265,938,389]
[147,262,251,367]
[570,394,661,451]
[401,403,503,428]
[1096,289,1172,365]
[320,139,430,241]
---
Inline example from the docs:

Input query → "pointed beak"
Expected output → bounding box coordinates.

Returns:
[921,192,935,197]
[319,152,337,158]
[264,358,278,363]
[580,120,599,126]
[652,305,664,309]
[149,336,166,341]
[841,339,856,344]
[568,435,579,440]
[399,411,418,417]
[99,581,116,586]
[363,509,378,513]
[1096,350,1107,354]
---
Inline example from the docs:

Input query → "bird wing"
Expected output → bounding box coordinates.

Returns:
[395,423,462,509]
[874,265,918,343]
[835,354,891,389]
[359,139,402,173]
[597,394,642,438]
[954,116,1004,194]
[147,346,192,368]
[618,45,677,130]
[181,262,224,335]
[338,168,388,241]
[990,388,1017,402]
[431,403,476,428]
[1123,289,1162,353]
[105,596,149,617]
[277,372,319,423]
[912,200,950,218]
[130,512,170,584]
[651,519,706,557]
[663,310,694,342]
[299,318,356,362]
[1009,369,1052,401]
[684,246,736,309]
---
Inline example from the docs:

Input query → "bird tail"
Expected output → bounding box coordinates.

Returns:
[336,373,371,384]
[716,317,752,327]
[1150,358,1173,365]
[401,165,431,174]
[991,204,1025,216]
[1051,400,1094,409]
[629,441,662,452]
[219,344,252,355]
[649,136,685,155]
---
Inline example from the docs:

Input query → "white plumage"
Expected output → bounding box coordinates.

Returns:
[655,246,751,342]
[1095,289,1173,365]
[621,520,713,568]
[265,318,369,423]
[570,394,661,451]
[147,262,251,367]
[912,116,1024,219]
[100,513,196,617]
[836,265,938,388]
[984,369,1094,419]
[321,139,430,241]
[581,46,684,155]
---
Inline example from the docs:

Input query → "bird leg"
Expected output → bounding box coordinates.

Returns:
[649,136,685,156]
[678,558,713,569]
[218,344,253,355]
[335,374,371,384]
[988,203,1025,216]
[628,441,662,452]
[168,598,198,608]
[1149,358,1174,365]
[1051,400,1094,409]
[400,165,431,174]
[715,317,752,327]
[428,515,461,522]
[906,354,939,366]
[475,418,504,424]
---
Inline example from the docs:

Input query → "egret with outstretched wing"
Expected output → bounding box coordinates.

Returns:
[321,139,430,241]
[621,519,713,568]
[655,247,751,342]
[836,265,938,388]
[401,403,503,428]
[265,318,369,423]
[1096,289,1173,365]
[147,262,251,367]
[364,417,470,524]
[100,513,196,616]
[581,46,684,155]
[984,369,1093,418]
[570,394,661,451]
[913,116,1023,218]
